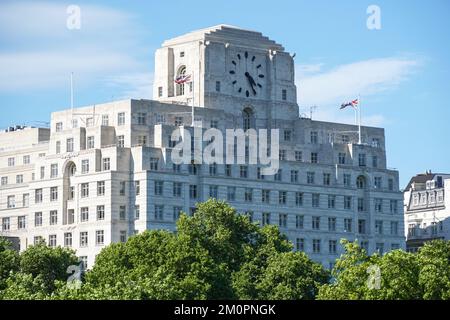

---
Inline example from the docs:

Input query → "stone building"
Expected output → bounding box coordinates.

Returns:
[0,25,405,269]
[403,172,450,252]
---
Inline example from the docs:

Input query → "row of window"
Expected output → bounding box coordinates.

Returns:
[55,112,126,132]
[33,230,105,248]
[294,238,399,255]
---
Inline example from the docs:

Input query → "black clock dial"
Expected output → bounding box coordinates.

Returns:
[229,52,264,97]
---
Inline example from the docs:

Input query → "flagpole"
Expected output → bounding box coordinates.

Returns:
[191,71,195,127]
[70,72,74,123]
[358,94,362,144]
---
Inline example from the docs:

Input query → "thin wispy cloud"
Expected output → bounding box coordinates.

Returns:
[296,57,421,126]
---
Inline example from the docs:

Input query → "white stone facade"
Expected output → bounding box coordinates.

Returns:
[0,25,405,269]
[404,173,450,252]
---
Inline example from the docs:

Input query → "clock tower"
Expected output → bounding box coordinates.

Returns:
[153,25,298,120]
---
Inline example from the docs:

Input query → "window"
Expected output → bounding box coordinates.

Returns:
[119,206,126,220]
[137,135,147,147]
[262,212,271,226]
[312,193,320,207]
[150,158,159,171]
[358,198,365,212]
[81,207,89,222]
[48,210,57,225]
[390,221,399,235]
[282,89,287,101]
[86,117,94,127]
[35,189,43,203]
[64,233,72,247]
[97,205,105,220]
[312,216,321,230]
[375,220,383,234]
[209,185,218,199]
[376,243,384,254]
[66,138,74,152]
[22,193,29,207]
[189,185,198,199]
[329,240,337,254]
[243,108,253,131]
[134,205,140,219]
[295,192,304,206]
[80,232,88,247]
[240,165,248,178]
[209,163,218,176]
[290,170,298,183]
[117,135,125,148]
[2,218,10,231]
[49,235,57,248]
[119,181,127,196]
[18,216,26,229]
[15,175,23,184]
[296,215,304,229]
[295,151,302,162]
[154,181,163,196]
[244,188,253,202]
[344,218,352,232]
[1,177,7,186]
[390,200,398,214]
[262,189,270,204]
[51,164,58,178]
[176,66,187,95]
[307,172,315,184]
[102,158,110,171]
[344,196,352,210]
[283,130,292,142]
[356,176,366,189]
[358,153,366,167]
[72,119,78,128]
[215,81,221,92]
[374,177,382,189]
[7,195,15,208]
[375,199,383,213]
[120,231,127,243]
[328,217,336,231]
[137,112,147,125]
[87,136,95,149]
[274,169,282,181]
[338,153,346,164]
[173,207,183,221]
[257,167,264,180]
[278,191,287,204]
[96,230,104,246]
[56,122,63,132]
[279,149,286,161]
[81,183,89,198]
[372,155,378,168]
[311,152,318,163]
[102,114,109,126]
[310,131,318,144]
[388,178,394,191]
[23,155,30,164]
[296,238,304,251]
[323,173,331,186]
[97,181,105,196]
[158,87,163,97]
[56,141,61,154]
[210,120,218,129]
[34,212,42,227]
[50,187,58,201]
[118,112,125,125]
[358,219,366,234]
[279,214,287,228]
[313,239,321,253]
[227,187,236,201]
[154,205,164,220]
[40,166,45,179]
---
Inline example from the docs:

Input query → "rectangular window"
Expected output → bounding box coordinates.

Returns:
[329,240,337,254]
[66,138,74,152]
[49,210,58,225]
[80,232,88,247]
[119,206,126,220]
[22,193,29,207]
[173,206,183,221]
[154,205,164,221]
[295,192,303,206]
[358,198,365,212]
[338,153,346,164]
[262,189,270,204]
[50,187,58,201]
[311,152,318,163]
[86,117,94,127]
[284,130,291,141]
[290,170,298,183]
[374,177,382,189]
[72,119,78,128]
[296,215,304,229]
[102,158,110,171]
[134,205,140,219]
[96,230,104,246]
[119,181,126,196]
[282,89,287,101]
[390,221,399,235]
[274,169,282,181]
[358,219,366,234]
[154,181,163,196]
[189,185,198,199]
[344,196,352,210]
[81,207,89,222]
[1,177,7,186]
[87,136,95,149]
[120,231,127,243]
[158,87,163,97]
[372,155,378,168]
[307,172,315,184]
[18,216,26,229]
[279,214,287,228]
[117,135,125,148]
[215,81,221,92]
[40,166,45,179]
[295,151,302,162]
[388,178,394,191]
[313,239,321,253]
[225,164,232,177]
[35,189,43,203]
[344,218,353,232]
[262,212,271,226]
[323,173,331,185]
[81,183,89,198]
[97,205,105,220]
[150,158,159,171]
[97,181,105,196]
[102,114,109,126]
[210,120,218,128]
[118,112,125,126]
[137,113,147,125]
[64,232,72,247]
[56,122,63,132]
[358,153,366,167]
[227,187,236,201]
[56,141,61,154]
[312,216,321,230]
[7,195,15,208]
[343,174,351,187]
[390,200,398,214]
[278,191,287,205]
[23,155,30,164]
[376,243,384,254]
[375,220,383,234]
[375,198,383,213]
[49,235,57,248]
[173,182,182,197]
[244,188,253,202]
[279,149,286,161]
[310,131,318,144]
[240,165,248,178]
[312,193,320,208]
[2,218,10,231]
[209,185,218,199]
[50,164,58,178]
[328,217,336,231]
[296,238,304,251]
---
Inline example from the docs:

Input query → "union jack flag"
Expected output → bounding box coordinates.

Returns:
[340,98,359,109]
[174,74,191,84]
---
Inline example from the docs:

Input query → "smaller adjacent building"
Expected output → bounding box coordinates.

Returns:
[404,172,450,252]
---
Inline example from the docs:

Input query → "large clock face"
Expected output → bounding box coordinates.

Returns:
[228,51,265,97]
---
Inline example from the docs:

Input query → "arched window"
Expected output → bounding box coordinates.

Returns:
[243,108,254,131]
[356,175,367,189]
[176,66,186,96]
[66,162,76,177]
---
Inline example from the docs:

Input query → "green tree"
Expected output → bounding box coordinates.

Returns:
[0,238,20,290]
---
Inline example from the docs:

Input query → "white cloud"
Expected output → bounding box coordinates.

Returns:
[104,73,154,100]
[296,57,421,125]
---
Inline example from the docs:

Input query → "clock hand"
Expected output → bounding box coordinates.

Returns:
[245,72,257,95]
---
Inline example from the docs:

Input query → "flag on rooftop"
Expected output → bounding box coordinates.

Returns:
[340,98,359,109]
[174,74,191,84]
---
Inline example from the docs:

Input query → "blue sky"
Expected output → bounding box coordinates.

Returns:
[0,0,449,188]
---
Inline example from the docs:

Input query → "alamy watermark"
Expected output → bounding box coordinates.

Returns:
[66,5,81,30]
[367,5,381,30]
